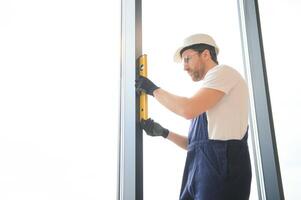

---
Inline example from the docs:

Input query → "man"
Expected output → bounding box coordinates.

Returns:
[136,33,252,200]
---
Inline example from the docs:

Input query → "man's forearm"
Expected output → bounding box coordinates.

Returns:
[166,131,188,150]
[153,88,191,119]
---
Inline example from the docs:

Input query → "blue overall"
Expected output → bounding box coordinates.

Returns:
[179,112,252,200]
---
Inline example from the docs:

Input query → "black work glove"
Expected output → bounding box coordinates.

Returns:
[136,76,159,96]
[140,118,169,138]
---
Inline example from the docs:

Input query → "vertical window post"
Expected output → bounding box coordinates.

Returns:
[119,0,143,199]
[238,0,284,199]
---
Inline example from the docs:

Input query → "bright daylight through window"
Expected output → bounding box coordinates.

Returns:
[0,1,120,199]
[142,0,258,199]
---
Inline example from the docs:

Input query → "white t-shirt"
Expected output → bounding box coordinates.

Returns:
[202,64,249,140]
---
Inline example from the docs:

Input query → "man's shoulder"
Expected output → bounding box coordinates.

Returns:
[208,64,242,79]
[217,64,239,73]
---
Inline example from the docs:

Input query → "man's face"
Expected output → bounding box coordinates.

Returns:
[181,49,206,81]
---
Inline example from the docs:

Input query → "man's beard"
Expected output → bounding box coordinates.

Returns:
[191,66,204,81]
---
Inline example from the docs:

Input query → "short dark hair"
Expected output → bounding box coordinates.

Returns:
[180,43,218,64]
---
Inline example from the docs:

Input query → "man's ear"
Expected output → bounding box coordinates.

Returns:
[202,49,211,60]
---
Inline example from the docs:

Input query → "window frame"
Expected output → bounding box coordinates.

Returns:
[119,0,285,199]
[238,0,285,199]
[118,0,143,199]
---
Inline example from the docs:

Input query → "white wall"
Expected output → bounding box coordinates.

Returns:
[0,1,120,199]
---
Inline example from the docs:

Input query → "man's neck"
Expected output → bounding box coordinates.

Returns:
[204,61,218,76]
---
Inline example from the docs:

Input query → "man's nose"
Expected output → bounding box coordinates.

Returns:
[184,63,189,71]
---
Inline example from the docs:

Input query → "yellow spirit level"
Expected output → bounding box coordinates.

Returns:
[138,54,148,120]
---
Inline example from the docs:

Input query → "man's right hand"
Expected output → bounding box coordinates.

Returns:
[135,76,159,96]
[140,118,169,138]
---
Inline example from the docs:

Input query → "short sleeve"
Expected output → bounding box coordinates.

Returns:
[202,65,241,94]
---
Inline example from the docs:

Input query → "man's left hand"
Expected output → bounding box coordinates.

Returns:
[136,76,159,96]
[140,118,169,138]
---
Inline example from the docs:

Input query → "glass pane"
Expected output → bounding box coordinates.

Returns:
[0,1,120,199]
[143,0,258,199]
[258,0,301,199]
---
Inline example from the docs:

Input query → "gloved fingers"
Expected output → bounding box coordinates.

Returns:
[137,76,148,82]
[136,76,152,87]
[135,79,141,89]
[140,118,147,128]
[140,118,153,128]
[140,118,154,133]
[135,77,145,93]
[135,76,158,96]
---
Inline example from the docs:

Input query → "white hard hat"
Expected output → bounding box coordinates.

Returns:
[174,33,219,63]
